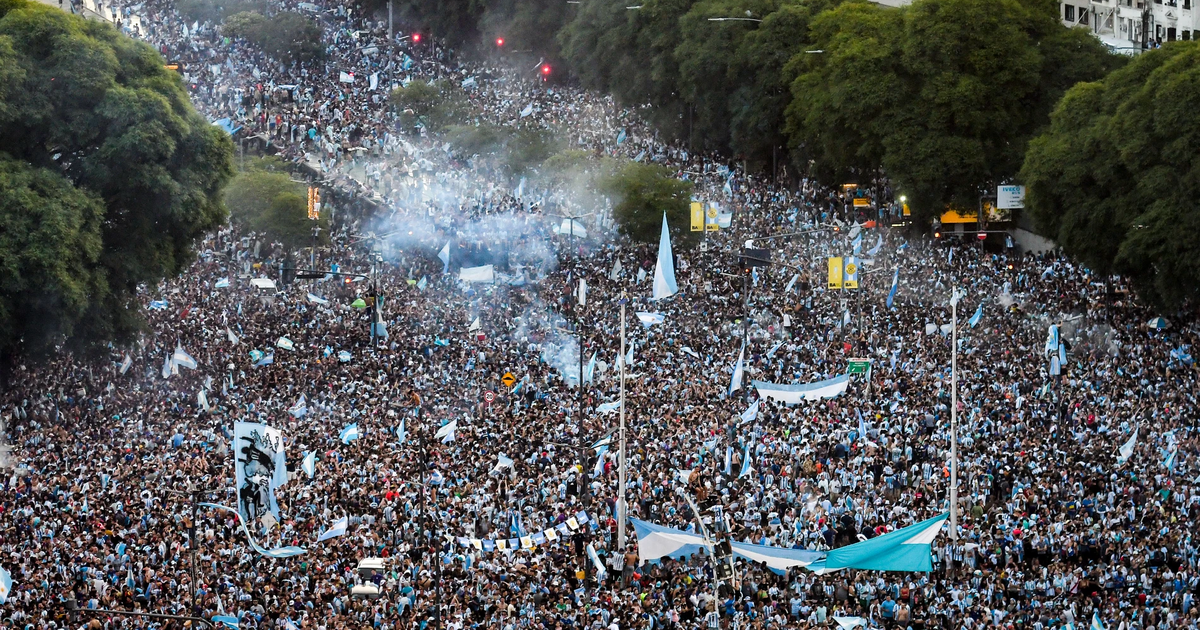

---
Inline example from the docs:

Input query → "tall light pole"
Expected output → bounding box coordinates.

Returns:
[949,289,959,544]
[617,292,628,549]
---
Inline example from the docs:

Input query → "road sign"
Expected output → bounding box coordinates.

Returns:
[483,391,496,405]
[847,358,872,374]
[501,372,517,388]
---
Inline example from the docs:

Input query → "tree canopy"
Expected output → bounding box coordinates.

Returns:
[1021,42,1200,309]
[601,162,696,249]
[222,10,323,64]
[785,0,1121,224]
[389,79,469,132]
[0,0,234,361]
[225,157,329,251]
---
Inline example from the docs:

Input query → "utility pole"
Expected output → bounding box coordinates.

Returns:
[387,0,393,40]
[577,278,588,508]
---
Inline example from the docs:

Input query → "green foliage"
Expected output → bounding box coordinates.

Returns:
[602,161,696,249]
[479,0,571,59]
[446,123,507,157]
[389,79,468,132]
[503,128,561,178]
[1021,42,1200,309]
[0,0,234,358]
[224,158,329,250]
[391,0,482,47]
[785,0,1120,224]
[0,155,106,358]
[176,0,263,25]
[222,10,323,64]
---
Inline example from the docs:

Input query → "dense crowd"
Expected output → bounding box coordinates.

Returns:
[2,1,1199,630]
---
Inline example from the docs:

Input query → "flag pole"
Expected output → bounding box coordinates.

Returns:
[617,292,627,550]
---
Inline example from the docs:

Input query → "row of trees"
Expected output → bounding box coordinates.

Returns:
[0,0,234,364]
[389,0,1122,224]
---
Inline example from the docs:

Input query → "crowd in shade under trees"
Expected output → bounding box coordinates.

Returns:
[0,0,234,364]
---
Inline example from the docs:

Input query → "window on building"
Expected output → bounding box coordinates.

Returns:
[1079,8,1088,21]
[1184,30,1192,40]
[1065,4,1075,20]
[1185,0,1191,9]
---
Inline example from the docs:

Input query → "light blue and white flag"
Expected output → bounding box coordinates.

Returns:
[438,241,451,272]
[724,446,732,476]
[587,543,608,579]
[596,401,621,414]
[851,234,862,254]
[417,276,428,291]
[785,274,799,293]
[1163,448,1177,474]
[592,445,609,478]
[1116,426,1138,466]
[339,423,360,444]
[397,419,406,445]
[968,304,983,328]
[288,394,308,418]
[866,234,883,256]
[0,564,12,604]
[616,128,626,145]
[148,300,168,310]
[307,293,328,305]
[858,410,869,443]
[652,213,678,300]
[1091,611,1106,630]
[515,177,526,199]
[584,353,597,384]
[337,351,352,363]
[1046,325,1060,357]
[119,354,133,375]
[302,451,316,478]
[739,444,752,478]
[215,278,231,289]
[201,503,306,558]
[728,344,746,396]
[255,353,275,367]
[277,337,295,351]
[435,419,457,443]
[317,516,348,542]
[635,312,665,327]
[739,400,760,425]
[519,103,534,118]
[886,268,899,309]
[173,344,198,370]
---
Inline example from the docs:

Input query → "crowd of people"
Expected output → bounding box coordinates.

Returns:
[1,1,1199,630]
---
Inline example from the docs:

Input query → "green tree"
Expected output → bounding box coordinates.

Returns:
[602,161,696,248]
[786,0,1119,223]
[0,0,234,358]
[224,158,330,250]
[0,155,106,360]
[479,0,571,60]
[223,11,322,64]
[389,79,467,132]
[1021,42,1200,308]
[559,0,691,138]
[177,0,263,25]
[503,128,561,178]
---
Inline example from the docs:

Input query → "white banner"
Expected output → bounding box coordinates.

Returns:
[233,422,288,526]
[997,185,1025,209]
[459,265,495,283]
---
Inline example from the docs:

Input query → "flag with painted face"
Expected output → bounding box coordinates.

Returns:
[232,421,287,529]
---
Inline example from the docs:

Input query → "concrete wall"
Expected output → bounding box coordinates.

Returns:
[1009,227,1058,254]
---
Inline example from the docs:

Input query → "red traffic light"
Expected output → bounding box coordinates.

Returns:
[496,37,505,47]
[933,231,942,239]
[541,64,551,75]
[412,33,421,43]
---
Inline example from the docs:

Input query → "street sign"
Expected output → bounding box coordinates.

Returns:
[847,358,871,374]
[483,391,496,405]
[501,372,517,388]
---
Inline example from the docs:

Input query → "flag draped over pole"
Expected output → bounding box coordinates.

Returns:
[729,344,745,396]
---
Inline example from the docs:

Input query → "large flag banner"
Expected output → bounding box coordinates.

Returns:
[651,213,678,300]
[812,512,948,573]
[233,422,288,526]
[752,375,850,404]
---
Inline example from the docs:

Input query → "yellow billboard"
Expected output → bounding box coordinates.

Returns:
[828,257,843,289]
[690,202,704,231]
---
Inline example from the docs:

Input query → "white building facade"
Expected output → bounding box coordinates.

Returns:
[1067,0,1198,49]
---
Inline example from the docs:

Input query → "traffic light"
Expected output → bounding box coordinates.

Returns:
[496,37,505,47]
[541,64,551,76]
[412,33,421,43]
[933,230,942,239]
